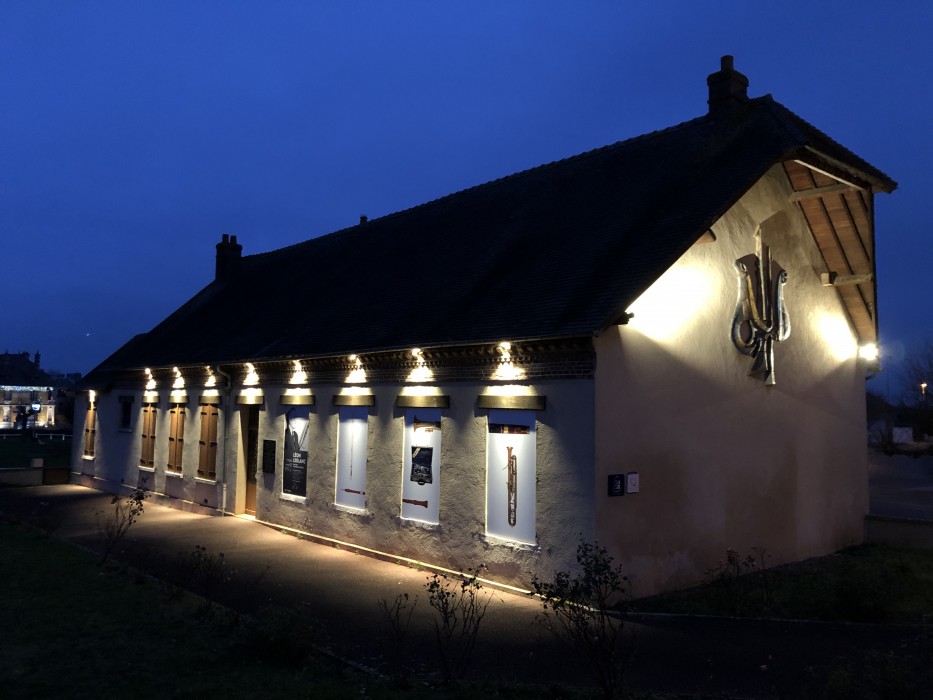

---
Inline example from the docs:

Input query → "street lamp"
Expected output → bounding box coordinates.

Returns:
[922,382,928,403]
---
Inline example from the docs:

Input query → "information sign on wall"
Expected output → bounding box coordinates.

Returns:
[283,406,309,497]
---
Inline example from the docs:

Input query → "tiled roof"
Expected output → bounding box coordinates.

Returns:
[85,96,895,381]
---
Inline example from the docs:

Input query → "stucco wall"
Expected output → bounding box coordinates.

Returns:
[75,377,596,588]
[71,392,226,510]
[594,165,871,597]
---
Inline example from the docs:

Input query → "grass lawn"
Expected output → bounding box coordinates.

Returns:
[632,544,933,623]
[0,519,594,700]
[5,513,933,699]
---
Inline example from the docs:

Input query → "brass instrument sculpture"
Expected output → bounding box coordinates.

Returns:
[731,233,790,386]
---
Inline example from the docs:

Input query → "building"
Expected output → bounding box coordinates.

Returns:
[75,58,895,596]
[1,351,56,429]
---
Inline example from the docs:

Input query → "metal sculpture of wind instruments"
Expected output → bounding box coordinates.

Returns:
[731,233,790,386]
[506,446,517,527]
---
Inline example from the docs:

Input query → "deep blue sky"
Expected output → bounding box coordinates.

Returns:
[3,2,930,393]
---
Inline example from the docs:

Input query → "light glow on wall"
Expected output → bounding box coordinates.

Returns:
[205,367,216,388]
[244,363,260,386]
[400,385,442,397]
[625,262,715,343]
[346,355,367,384]
[88,389,96,404]
[483,384,536,397]
[407,348,434,383]
[144,368,156,391]
[172,367,185,389]
[818,312,858,362]
[290,360,308,385]
[492,341,526,381]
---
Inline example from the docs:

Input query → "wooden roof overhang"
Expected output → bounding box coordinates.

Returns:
[782,148,892,345]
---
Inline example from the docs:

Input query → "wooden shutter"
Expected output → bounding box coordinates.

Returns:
[167,405,185,473]
[197,404,218,479]
[83,404,97,457]
[140,405,156,467]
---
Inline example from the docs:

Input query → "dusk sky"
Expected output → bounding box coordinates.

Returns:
[3,2,930,396]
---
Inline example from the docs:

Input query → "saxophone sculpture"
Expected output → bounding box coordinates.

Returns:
[506,446,517,527]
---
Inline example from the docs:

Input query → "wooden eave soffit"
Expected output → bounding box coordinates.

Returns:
[792,147,882,193]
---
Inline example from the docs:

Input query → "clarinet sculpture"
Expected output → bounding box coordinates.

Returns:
[506,446,517,527]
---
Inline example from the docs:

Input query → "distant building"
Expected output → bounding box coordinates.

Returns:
[0,351,55,429]
[76,57,896,596]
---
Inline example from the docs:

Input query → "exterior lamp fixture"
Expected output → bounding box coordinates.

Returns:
[238,363,263,404]
[407,347,433,383]
[143,368,159,403]
[170,367,187,402]
[492,341,525,381]
[858,343,880,362]
[922,382,928,403]
[290,360,308,385]
[201,366,220,399]
[283,360,313,403]
[346,354,367,384]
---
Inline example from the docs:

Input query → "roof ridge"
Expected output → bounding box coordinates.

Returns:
[754,95,896,188]
[245,112,714,261]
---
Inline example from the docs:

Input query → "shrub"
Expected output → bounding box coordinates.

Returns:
[531,539,631,700]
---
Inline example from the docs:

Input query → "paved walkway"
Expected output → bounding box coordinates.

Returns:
[868,449,933,521]
[0,484,923,698]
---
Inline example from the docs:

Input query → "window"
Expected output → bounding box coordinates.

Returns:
[335,405,368,510]
[140,404,157,468]
[83,402,97,458]
[197,404,219,480]
[167,404,185,474]
[119,396,133,431]
[486,409,536,544]
[401,407,441,524]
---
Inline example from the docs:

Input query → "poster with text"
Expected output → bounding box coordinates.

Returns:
[486,409,536,544]
[401,408,441,523]
[335,405,368,509]
[283,406,309,497]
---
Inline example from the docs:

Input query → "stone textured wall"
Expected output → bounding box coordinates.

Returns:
[75,374,596,589]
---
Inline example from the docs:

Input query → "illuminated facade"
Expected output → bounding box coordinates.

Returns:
[0,351,56,429]
[74,58,896,595]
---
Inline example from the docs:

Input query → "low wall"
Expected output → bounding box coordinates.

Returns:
[0,466,43,487]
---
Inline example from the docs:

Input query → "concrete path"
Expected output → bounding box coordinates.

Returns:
[0,484,922,698]
[869,449,933,521]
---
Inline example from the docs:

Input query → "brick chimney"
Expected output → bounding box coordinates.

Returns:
[707,55,749,114]
[215,233,243,281]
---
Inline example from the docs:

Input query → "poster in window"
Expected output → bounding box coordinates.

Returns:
[283,406,309,497]
[486,409,536,544]
[401,408,441,523]
[335,405,368,509]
